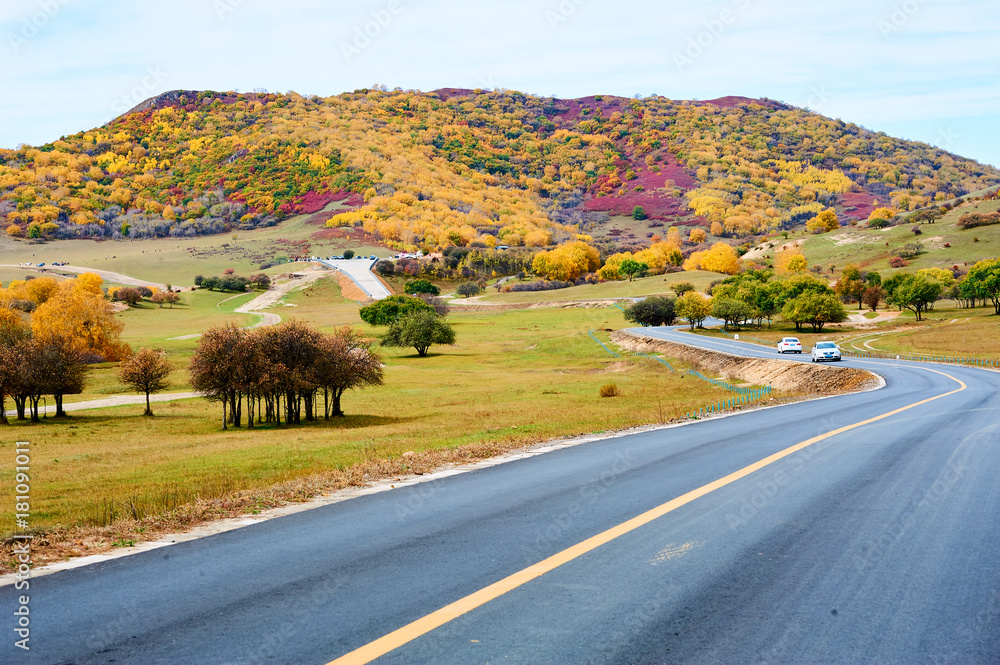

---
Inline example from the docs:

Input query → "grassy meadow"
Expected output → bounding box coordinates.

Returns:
[1,302,746,541]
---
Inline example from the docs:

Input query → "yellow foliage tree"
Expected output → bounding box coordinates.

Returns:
[31,278,129,361]
[775,248,808,275]
[531,241,600,281]
[710,221,724,236]
[690,228,707,243]
[74,272,104,296]
[699,242,741,275]
[683,250,707,272]
[633,242,683,274]
[868,207,897,221]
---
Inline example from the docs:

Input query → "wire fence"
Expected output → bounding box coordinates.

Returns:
[729,333,1000,370]
[587,330,772,420]
[841,348,1000,368]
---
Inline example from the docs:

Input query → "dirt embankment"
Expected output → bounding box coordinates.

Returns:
[612,330,880,394]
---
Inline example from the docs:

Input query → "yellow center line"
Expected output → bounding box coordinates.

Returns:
[327,367,967,665]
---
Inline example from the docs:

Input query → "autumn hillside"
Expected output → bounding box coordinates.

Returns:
[2,87,999,252]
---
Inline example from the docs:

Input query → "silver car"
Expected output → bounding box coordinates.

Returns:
[811,341,842,362]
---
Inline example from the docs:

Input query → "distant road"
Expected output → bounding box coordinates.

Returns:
[0,264,169,289]
[318,258,391,300]
[3,332,998,664]
[4,391,199,418]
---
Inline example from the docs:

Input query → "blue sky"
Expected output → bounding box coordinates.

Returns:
[2,0,998,166]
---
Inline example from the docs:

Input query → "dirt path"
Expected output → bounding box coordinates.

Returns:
[0,264,170,289]
[166,271,326,340]
[4,391,200,418]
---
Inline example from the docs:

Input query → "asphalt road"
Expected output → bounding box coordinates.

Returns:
[318,258,391,300]
[4,330,999,664]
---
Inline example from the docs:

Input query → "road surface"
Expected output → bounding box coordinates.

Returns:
[318,258,391,300]
[3,330,998,664]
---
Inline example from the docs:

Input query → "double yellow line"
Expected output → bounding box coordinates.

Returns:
[329,367,966,664]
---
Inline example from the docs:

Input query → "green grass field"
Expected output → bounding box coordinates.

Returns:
[796,198,1000,274]
[1,304,744,539]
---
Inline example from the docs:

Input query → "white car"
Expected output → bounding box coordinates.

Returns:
[811,341,842,362]
[777,337,802,354]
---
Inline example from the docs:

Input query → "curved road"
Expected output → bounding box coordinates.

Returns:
[3,330,998,664]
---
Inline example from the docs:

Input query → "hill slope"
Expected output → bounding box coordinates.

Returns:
[2,88,998,251]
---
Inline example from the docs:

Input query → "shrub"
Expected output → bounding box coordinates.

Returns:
[404,279,440,296]
[888,257,909,268]
[599,383,621,398]
[342,249,355,259]
[956,211,1000,229]
[632,206,647,220]
[374,260,396,276]
[507,280,572,292]
[892,242,924,259]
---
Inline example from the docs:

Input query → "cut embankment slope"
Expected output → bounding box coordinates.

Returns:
[612,330,880,394]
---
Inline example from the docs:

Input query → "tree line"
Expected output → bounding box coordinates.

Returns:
[189,321,383,429]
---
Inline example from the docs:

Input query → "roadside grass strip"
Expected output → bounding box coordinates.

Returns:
[588,330,770,419]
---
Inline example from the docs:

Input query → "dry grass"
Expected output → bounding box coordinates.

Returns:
[598,382,621,397]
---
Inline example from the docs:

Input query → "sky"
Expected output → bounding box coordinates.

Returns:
[2,0,999,167]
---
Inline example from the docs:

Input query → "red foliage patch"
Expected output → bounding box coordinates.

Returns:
[839,191,882,224]
[583,156,702,225]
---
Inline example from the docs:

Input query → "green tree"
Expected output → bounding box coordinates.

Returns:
[381,311,456,357]
[359,295,436,326]
[618,258,648,282]
[404,279,440,296]
[676,292,712,330]
[672,281,695,297]
[632,206,647,220]
[962,258,1000,314]
[781,292,846,332]
[342,249,355,260]
[622,296,675,327]
[887,274,944,320]
[456,282,481,298]
[711,297,754,331]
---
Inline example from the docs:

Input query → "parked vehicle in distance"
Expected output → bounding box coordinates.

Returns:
[811,341,842,362]
[777,337,802,354]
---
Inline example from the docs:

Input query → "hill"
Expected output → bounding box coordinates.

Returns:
[2,88,999,253]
